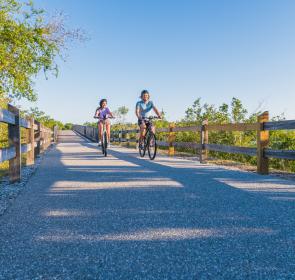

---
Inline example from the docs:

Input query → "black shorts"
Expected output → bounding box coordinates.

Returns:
[138,119,151,128]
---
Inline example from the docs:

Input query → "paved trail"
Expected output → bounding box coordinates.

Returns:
[1,131,295,279]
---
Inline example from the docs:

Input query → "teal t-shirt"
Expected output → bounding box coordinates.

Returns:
[136,100,154,118]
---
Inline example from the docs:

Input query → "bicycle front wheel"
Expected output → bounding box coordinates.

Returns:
[147,133,157,160]
[101,132,107,156]
[139,138,146,157]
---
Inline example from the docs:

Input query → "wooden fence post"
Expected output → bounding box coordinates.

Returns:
[8,104,21,183]
[257,111,269,175]
[126,131,130,147]
[40,124,45,153]
[46,129,50,149]
[119,129,123,145]
[200,119,208,163]
[26,117,35,165]
[168,123,175,156]
[53,125,58,143]
[35,120,41,158]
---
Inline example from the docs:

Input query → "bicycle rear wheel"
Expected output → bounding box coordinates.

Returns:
[147,133,157,160]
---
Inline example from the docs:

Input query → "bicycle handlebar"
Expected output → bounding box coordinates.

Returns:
[94,116,115,120]
[142,116,161,120]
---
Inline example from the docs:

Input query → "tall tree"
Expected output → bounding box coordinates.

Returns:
[0,0,85,101]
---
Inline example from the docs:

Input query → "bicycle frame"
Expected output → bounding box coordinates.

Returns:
[138,116,158,160]
[98,117,111,156]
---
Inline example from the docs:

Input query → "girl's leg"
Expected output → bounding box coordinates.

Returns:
[98,122,103,142]
[106,122,111,143]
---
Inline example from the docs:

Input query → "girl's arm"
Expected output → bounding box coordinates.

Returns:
[94,108,100,118]
[107,108,114,118]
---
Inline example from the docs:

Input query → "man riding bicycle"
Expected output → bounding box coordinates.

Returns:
[135,90,162,147]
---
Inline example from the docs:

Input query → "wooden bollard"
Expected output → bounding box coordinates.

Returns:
[168,123,175,156]
[200,119,208,163]
[257,111,269,175]
[8,104,21,183]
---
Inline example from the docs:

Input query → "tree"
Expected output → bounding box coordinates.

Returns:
[64,123,73,130]
[22,107,64,129]
[114,106,129,124]
[0,0,86,101]
[231,98,247,123]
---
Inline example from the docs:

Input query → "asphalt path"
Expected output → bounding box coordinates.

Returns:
[1,130,295,279]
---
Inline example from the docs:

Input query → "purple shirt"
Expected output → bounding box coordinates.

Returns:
[96,107,111,120]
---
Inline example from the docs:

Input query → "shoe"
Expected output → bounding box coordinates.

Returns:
[139,141,144,149]
[98,141,102,146]
[107,143,111,148]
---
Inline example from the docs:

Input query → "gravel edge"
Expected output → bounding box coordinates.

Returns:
[0,145,53,216]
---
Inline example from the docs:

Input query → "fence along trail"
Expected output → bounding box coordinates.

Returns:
[0,130,295,279]
[74,110,295,175]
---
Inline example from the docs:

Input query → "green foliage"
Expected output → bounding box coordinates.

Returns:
[0,0,85,101]
[115,97,295,172]
[114,106,129,125]
[83,121,96,127]
[184,97,254,124]
[64,123,73,130]
[22,107,64,129]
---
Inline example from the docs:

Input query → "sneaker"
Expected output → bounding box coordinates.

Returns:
[139,140,144,149]
[98,141,102,146]
[107,143,111,148]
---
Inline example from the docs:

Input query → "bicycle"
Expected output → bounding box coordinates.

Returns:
[138,116,160,160]
[94,116,113,157]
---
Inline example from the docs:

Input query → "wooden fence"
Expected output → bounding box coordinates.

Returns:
[72,125,99,142]
[0,104,58,183]
[73,111,295,175]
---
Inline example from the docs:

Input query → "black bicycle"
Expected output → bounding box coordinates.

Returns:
[94,116,113,157]
[138,116,159,160]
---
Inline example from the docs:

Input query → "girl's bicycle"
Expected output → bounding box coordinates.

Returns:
[95,116,113,157]
[138,116,160,160]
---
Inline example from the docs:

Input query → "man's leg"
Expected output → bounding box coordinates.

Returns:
[151,125,156,135]
[140,123,146,141]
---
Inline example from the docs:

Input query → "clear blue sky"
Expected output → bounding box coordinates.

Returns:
[19,0,295,124]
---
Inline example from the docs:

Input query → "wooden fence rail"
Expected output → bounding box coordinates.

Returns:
[73,111,295,175]
[0,104,58,183]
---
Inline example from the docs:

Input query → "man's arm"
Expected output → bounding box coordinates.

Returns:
[135,104,141,119]
[153,106,162,119]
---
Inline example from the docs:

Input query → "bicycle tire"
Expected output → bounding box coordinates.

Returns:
[103,132,108,157]
[101,140,105,155]
[147,133,157,160]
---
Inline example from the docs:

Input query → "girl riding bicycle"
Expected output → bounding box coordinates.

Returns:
[94,99,114,147]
